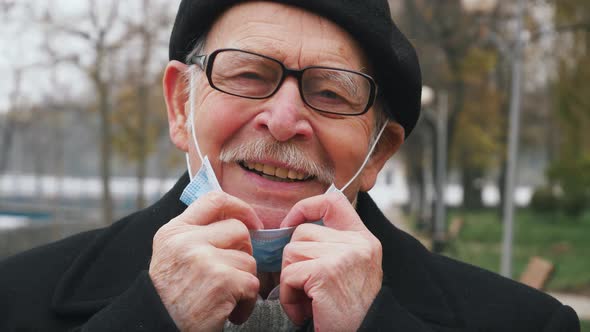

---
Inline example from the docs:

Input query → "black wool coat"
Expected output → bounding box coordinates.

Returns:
[0,174,580,331]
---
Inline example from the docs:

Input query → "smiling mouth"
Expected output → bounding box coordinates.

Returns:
[239,161,314,183]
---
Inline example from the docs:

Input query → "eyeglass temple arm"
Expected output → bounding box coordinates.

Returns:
[189,54,207,69]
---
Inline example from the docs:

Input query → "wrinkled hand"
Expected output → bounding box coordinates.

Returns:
[149,192,263,332]
[279,191,383,332]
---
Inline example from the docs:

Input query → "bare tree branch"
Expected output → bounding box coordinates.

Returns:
[0,0,15,15]
[104,0,120,33]
[88,0,99,30]
[52,23,93,40]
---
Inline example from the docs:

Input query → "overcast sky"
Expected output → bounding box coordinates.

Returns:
[0,0,560,114]
[0,0,180,113]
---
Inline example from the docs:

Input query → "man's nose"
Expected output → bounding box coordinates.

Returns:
[253,78,313,142]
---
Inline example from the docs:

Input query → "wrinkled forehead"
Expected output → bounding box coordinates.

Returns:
[203,1,372,72]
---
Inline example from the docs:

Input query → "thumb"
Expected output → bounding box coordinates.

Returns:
[173,191,264,229]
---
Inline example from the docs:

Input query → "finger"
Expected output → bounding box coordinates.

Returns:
[282,240,347,268]
[280,191,367,232]
[280,260,316,326]
[214,247,257,275]
[229,296,258,325]
[204,219,253,254]
[281,288,312,327]
[289,223,364,244]
[173,191,263,229]
[228,270,260,325]
[168,218,253,254]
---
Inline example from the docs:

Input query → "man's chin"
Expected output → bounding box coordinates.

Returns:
[249,203,291,230]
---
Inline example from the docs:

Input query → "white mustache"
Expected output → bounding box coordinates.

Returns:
[219,138,335,184]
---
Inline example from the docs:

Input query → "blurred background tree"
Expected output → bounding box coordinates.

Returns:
[0,0,180,225]
[395,0,590,223]
[530,0,590,218]
[110,0,175,209]
[396,0,506,231]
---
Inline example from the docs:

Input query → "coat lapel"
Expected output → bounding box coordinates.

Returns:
[51,173,190,315]
[357,192,466,330]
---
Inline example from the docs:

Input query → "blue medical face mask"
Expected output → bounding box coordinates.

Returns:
[179,155,221,206]
[180,69,387,272]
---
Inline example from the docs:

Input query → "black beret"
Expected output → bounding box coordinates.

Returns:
[169,0,422,138]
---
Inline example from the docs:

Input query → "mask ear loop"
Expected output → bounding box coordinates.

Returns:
[186,67,205,181]
[338,120,388,192]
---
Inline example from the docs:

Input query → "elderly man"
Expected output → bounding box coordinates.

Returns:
[0,0,581,331]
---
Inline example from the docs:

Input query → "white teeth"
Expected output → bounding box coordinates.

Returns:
[242,161,308,180]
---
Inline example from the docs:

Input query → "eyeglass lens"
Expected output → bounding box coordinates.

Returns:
[209,50,372,115]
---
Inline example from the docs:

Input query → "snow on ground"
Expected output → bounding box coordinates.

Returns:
[0,173,534,209]
[0,216,30,230]
[0,173,176,200]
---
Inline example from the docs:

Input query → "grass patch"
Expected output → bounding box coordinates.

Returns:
[434,208,590,293]
[581,320,590,332]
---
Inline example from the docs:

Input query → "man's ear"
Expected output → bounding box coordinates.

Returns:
[163,60,190,152]
[359,121,405,192]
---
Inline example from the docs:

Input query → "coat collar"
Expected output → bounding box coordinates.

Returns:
[52,176,464,328]
[357,192,466,329]
[51,172,190,315]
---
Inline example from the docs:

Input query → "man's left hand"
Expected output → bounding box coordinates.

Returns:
[279,191,383,331]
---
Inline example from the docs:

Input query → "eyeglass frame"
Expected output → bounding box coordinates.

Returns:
[187,48,378,116]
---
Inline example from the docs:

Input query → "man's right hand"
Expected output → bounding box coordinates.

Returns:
[149,192,263,332]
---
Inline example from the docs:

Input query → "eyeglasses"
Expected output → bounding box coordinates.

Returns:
[188,48,377,116]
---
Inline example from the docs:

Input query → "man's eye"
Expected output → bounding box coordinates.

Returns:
[318,90,342,100]
[236,71,265,81]
[312,90,349,105]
